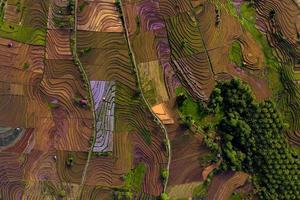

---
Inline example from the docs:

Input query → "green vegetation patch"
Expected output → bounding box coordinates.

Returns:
[22,62,29,70]
[0,22,46,45]
[209,79,300,200]
[192,182,208,199]
[175,86,222,134]
[123,163,146,192]
[229,41,244,68]
[175,87,206,121]
[229,192,243,200]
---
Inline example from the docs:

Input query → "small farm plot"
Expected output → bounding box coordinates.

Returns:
[22,0,50,30]
[158,0,192,18]
[47,0,74,29]
[0,0,49,45]
[77,0,123,32]
[165,12,204,60]
[91,81,116,152]
[77,31,136,89]
[137,60,169,106]
[45,29,72,60]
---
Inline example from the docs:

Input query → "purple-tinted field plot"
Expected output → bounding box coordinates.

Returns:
[90,81,116,152]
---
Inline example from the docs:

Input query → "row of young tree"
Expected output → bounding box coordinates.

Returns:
[208,79,299,200]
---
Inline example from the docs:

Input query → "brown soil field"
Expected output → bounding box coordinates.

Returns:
[22,181,81,199]
[173,52,215,100]
[123,2,138,36]
[23,150,60,182]
[44,59,81,80]
[47,0,70,29]
[40,75,92,119]
[56,151,88,184]
[122,0,181,101]
[0,95,35,128]
[168,132,210,186]
[0,152,24,183]
[197,2,242,50]
[131,32,158,63]
[151,103,174,124]
[85,157,116,187]
[113,132,133,176]
[45,29,72,60]
[80,186,113,200]
[0,38,44,83]
[84,132,132,187]
[77,0,123,32]
[132,131,167,196]
[33,117,92,152]
[208,171,249,200]
[22,0,50,29]
[114,84,169,196]
[77,31,136,89]
[0,181,25,199]
[136,0,162,33]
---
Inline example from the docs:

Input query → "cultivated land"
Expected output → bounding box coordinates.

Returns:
[0,0,299,200]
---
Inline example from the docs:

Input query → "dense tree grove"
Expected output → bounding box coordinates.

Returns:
[209,79,300,200]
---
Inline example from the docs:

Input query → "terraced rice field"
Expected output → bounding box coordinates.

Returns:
[208,171,249,200]
[91,81,116,152]
[45,29,72,60]
[23,0,50,30]
[77,0,123,32]
[138,61,169,105]
[77,31,136,89]
[47,0,73,29]
[0,0,298,199]
[255,0,300,66]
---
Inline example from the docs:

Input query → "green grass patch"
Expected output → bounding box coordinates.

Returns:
[198,153,215,166]
[175,87,206,121]
[175,86,221,132]
[230,192,243,200]
[229,41,244,68]
[123,163,146,192]
[0,22,46,45]
[192,182,207,198]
